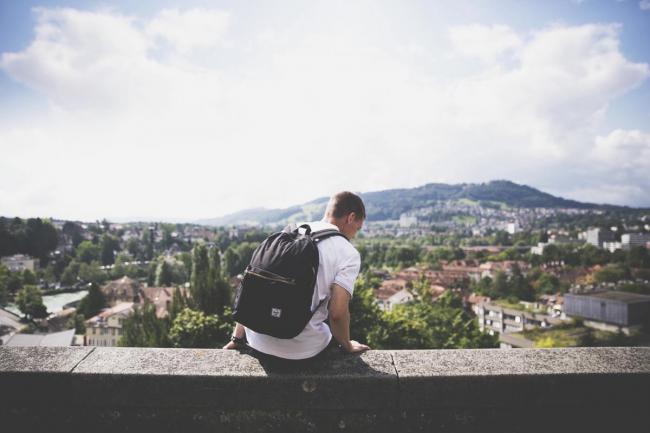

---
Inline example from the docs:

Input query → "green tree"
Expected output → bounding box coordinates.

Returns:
[0,265,11,306]
[77,283,107,318]
[78,261,106,284]
[118,302,170,347]
[22,269,37,285]
[222,247,240,277]
[190,244,210,311]
[169,287,189,322]
[492,271,509,298]
[66,312,87,334]
[100,235,120,266]
[16,285,48,319]
[76,240,101,264]
[368,292,498,350]
[627,246,650,268]
[348,273,385,345]
[168,307,232,348]
[208,247,231,315]
[594,264,629,284]
[155,259,174,287]
[61,260,81,286]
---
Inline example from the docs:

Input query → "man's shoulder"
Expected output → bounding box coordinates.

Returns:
[301,220,359,258]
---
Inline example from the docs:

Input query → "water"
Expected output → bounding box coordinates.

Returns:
[5,290,88,317]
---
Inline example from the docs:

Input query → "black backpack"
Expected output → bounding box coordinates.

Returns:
[232,224,348,338]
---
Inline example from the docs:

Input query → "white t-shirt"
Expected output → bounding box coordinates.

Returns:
[244,221,361,360]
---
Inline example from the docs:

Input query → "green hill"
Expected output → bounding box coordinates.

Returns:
[196,180,626,226]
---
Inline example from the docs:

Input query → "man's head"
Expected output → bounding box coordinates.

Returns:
[323,191,366,239]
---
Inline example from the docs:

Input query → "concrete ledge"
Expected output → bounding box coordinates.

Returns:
[1,346,649,432]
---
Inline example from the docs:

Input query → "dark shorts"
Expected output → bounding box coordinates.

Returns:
[245,338,341,370]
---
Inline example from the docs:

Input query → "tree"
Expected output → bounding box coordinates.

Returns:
[628,246,650,269]
[118,303,170,347]
[492,271,509,298]
[76,241,101,264]
[61,260,81,286]
[66,312,86,334]
[62,221,84,248]
[0,265,11,305]
[77,283,107,318]
[208,247,231,315]
[25,218,58,260]
[100,235,120,266]
[594,264,629,284]
[169,286,189,322]
[78,261,106,284]
[348,273,385,345]
[222,242,256,277]
[367,292,498,350]
[155,259,174,287]
[0,266,9,306]
[16,285,48,319]
[222,247,240,278]
[22,269,37,285]
[168,307,232,348]
[190,244,210,312]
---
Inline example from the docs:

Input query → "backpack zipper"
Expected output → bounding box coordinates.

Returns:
[245,267,296,285]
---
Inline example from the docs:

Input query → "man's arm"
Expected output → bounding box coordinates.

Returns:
[222,322,246,350]
[328,283,370,353]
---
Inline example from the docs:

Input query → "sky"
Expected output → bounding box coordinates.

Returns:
[1,0,650,222]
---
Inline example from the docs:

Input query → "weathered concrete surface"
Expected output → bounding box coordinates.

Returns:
[393,347,650,433]
[69,346,398,410]
[0,345,94,372]
[1,346,649,432]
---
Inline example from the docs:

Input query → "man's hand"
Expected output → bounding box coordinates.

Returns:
[222,341,240,350]
[344,340,370,353]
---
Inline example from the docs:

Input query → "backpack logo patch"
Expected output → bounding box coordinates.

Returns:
[271,308,282,318]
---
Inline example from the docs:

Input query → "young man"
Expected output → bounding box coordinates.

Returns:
[222,191,370,361]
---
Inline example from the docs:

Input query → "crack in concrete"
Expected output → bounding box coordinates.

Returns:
[389,351,403,425]
[69,347,96,373]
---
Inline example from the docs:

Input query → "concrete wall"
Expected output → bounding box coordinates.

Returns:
[1,346,649,432]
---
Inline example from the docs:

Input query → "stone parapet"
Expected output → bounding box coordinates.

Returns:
[1,346,648,432]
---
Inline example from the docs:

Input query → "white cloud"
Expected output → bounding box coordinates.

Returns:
[640,1,650,11]
[1,6,649,220]
[448,24,522,63]
[146,8,230,54]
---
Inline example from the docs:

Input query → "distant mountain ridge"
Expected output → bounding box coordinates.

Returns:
[195,180,627,227]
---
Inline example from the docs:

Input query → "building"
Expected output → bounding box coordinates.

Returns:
[140,286,188,319]
[373,279,414,311]
[620,233,650,250]
[477,302,561,336]
[3,329,75,347]
[602,241,623,253]
[564,291,650,335]
[101,276,142,306]
[585,228,615,248]
[85,302,135,347]
[399,214,417,228]
[506,222,519,234]
[0,254,38,272]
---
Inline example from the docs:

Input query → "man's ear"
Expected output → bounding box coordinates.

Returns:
[347,212,356,224]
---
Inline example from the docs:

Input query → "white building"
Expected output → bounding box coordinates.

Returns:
[621,233,650,250]
[506,222,520,235]
[585,228,615,248]
[399,214,418,228]
[85,302,135,347]
[1,254,38,272]
[377,288,414,311]
[603,241,622,253]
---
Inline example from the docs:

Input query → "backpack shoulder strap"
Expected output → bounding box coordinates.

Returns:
[311,228,349,243]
